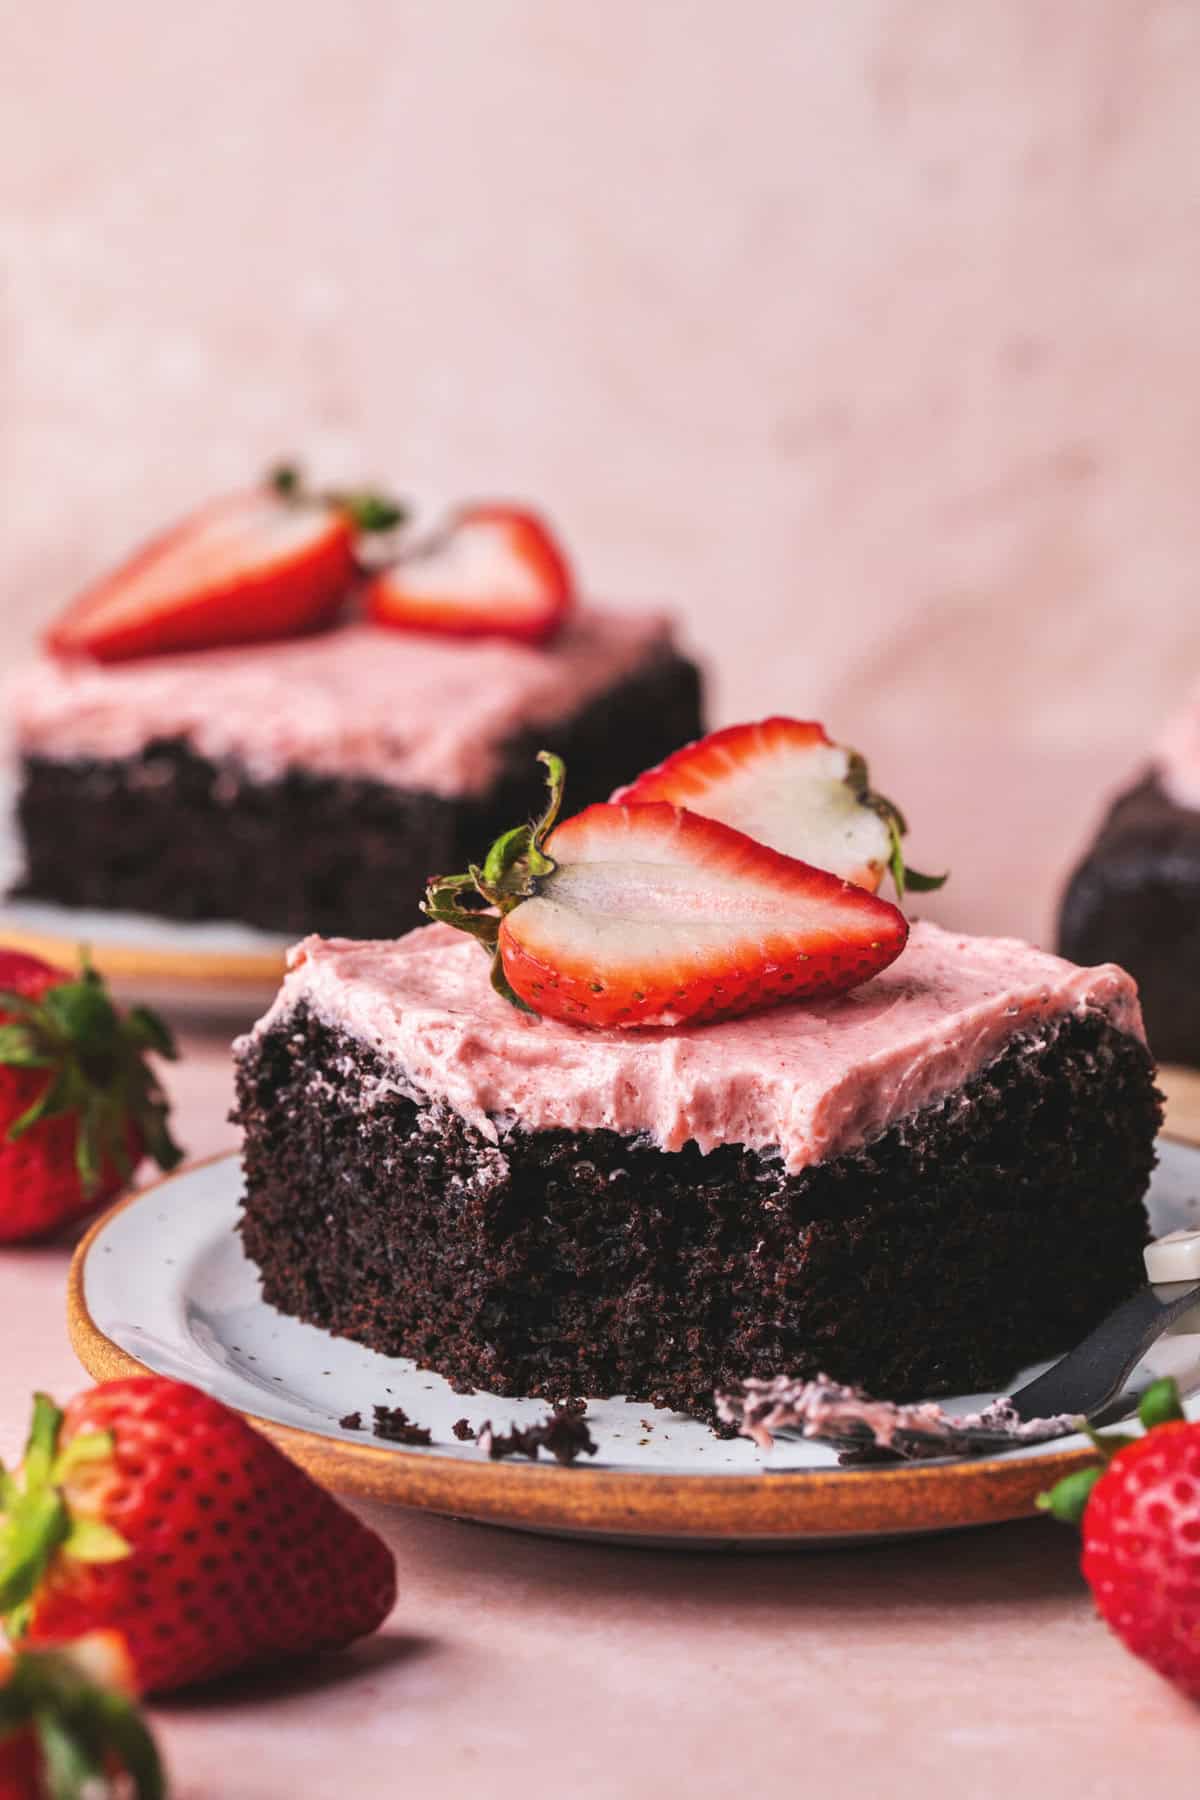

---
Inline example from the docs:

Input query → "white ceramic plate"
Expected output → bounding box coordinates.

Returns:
[67,1142,1200,1547]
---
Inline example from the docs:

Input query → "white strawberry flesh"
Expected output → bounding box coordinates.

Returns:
[615,719,894,893]
[498,802,908,1030]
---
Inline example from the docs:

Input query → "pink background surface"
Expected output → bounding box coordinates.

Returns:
[4,2,1200,1788]
[6,2,1200,941]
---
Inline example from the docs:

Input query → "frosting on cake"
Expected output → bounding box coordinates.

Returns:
[1155,684,1200,811]
[9,610,672,797]
[240,920,1145,1173]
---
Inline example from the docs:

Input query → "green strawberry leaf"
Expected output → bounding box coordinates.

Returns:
[43,977,119,1047]
[1036,1465,1104,1526]
[268,459,408,536]
[423,751,566,1014]
[903,865,950,894]
[123,1007,178,1061]
[1139,1377,1186,1430]
[0,1026,55,1068]
[62,1517,130,1564]
[5,1645,166,1800]
[51,1431,114,1484]
[0,953,182,1187]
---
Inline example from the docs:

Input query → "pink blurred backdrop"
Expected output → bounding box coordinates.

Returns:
[4,0,1199,942]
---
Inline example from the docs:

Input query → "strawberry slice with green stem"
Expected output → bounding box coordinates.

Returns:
[47,461,406,665]
[425,752,909,1030]
[366,503,573,645]
[614,717,946,901]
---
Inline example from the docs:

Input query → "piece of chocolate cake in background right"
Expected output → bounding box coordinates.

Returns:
[1059,683,1200,1067]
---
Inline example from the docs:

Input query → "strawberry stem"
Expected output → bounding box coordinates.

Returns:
[0,1396,130,1632]
[0,1642,165,1799]
[267,460,407,535]
[845,752,948,902]
[1035,1466,1103,1526]
[1037,1376,1187,1529]
[1139,1376,1186,1430]
[424,751,566,1013]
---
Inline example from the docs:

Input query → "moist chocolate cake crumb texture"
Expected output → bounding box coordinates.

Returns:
[477,1408,598,1465]
[338,1410,363,1431]
[451,1418,476,1442]
[14,650,702,938]
[371,1404,432,1446]
[1059,770,1200,1065]
[235,1004,1160,1421]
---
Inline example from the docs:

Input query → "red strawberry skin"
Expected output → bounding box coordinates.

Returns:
[0,1713,40,1799]
[0,953,140,1243]
[46,490,358,665]
[614,718,892,893]
[0,1113,140,1245]
[1081,1422,1200,1697]
[366,503,573,645]
[24,1379,396,1695]
[616,718,832,805]
[497,802,909,1030]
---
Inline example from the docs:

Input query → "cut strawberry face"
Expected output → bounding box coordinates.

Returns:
[46,465,405,664]
[366,504,574,645]
[425,753,908,1030]
[614,718,946,900]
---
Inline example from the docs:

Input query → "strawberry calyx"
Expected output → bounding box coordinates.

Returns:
[1037,1377,1187,1525]
[0,958,181,1195]
[268,461,407,538]
[0,1395,131,1642]
[0,1634,164,1798]
[842,751,947,902]
[423,751,565,1012]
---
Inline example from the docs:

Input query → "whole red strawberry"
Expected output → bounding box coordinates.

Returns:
[0,1632,164,1798]
[0,950,181,1242]
[0,1380,397,1695]
[1041,1378,1200,1697]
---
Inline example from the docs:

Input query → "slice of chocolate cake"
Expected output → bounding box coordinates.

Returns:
[234,921,1160,1417]
[1059,688,1200,1066]
[10,613,701,939]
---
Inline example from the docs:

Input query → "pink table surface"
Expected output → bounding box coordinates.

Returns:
[1,1029,1197,1796]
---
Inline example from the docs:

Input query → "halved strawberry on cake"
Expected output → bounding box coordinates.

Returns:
[10,471,702,938]
[234,724,1161,1418]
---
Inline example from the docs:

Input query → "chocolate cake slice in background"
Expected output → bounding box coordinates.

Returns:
[10,613,702,939]
[233,922,1160,1420]
[1059,771,1200,1068]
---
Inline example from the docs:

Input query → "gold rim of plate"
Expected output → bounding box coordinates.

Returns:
[0,923,287,988]
[66,1161,1101,1543]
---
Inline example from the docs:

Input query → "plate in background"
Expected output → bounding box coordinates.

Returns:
[68,1141,1200,1549]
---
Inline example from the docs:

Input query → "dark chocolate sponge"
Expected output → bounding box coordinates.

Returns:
[1059,769,1200,1066]
[235,1005,1160,1420]
[14,649,702,939]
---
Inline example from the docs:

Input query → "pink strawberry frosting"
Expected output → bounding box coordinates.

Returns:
[1155,683,1200,811]
[240,920,1145,1173]
[9,610,673,798]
